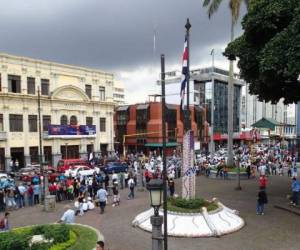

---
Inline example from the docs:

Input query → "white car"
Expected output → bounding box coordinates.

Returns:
[0,173,8,180]
[64,165,99,178]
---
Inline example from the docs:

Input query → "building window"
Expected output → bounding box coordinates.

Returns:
[29,147,39,164]
[70,115,78,125]
[86,117,93,126]
[100,117,106,132]
[41,79,49,95]
[28,115,38,132]
[0,73,2,92]
[42,115,51,132]
[99,86,105,101]
[85,84,92,99]
[8,75,21,93]
[0,114,3,131]
[9,114,23,132]
[60,115,68,125]
[27,77,35,95]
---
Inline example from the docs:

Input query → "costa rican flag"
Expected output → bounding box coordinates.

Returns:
[180,36,188,111]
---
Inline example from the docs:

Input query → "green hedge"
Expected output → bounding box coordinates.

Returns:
[0,224,71,250]
[167,197,218,213]
[0,224,98,250]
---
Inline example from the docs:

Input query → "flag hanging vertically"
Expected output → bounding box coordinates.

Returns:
[180,36,188,111]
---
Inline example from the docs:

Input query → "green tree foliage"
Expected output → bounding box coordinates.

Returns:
[224,0,300,104]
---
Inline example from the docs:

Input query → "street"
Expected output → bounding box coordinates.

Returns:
[8,174,300,250]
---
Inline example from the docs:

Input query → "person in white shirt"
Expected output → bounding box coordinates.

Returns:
[259,163,266,176]
[112,171,118,183]
[87,197,95,210]
[58,205,75,224]
[127,177,135,199]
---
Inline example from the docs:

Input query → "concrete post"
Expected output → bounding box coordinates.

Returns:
[150,215,163,250]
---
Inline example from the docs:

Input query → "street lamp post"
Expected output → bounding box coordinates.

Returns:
[147,179,164,250]
[235,148,242,190]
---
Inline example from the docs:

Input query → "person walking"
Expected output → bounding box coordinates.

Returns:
[33,183,40,205]
[27,184,34,206]
[124,171,129,188]
[168,178,175,197]
[127,177,135,199]
[0,189,5,212]
[259,175,267,189]
[256,187,268,215]
[246,164,251,179]
[18,183,26,208]
[77,192,84,216]
[97,186,108,214]
[291,177,300,206]
[104,173,109,191]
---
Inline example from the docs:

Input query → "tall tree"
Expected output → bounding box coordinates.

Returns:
[202,0,249,166]
[224,0,300,104]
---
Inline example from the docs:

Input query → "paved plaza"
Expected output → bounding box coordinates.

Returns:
[7,174,300,250]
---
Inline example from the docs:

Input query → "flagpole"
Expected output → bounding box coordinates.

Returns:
[185,18,191,131]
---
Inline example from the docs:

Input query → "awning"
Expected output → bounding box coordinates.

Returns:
[117,105,129,111]
[137,104,149,110]
[251,117,279,130]
[144,142,179,147]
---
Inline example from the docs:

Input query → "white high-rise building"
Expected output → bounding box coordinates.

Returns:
[242,83,295,128]
[113,81,125,105]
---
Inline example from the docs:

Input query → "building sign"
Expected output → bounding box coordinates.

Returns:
[48,125,96,136]
[181,130,195,200]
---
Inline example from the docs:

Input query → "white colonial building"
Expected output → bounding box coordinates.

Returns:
[0,53,115,171]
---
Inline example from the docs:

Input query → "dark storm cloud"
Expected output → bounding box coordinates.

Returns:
[0,0,246,73]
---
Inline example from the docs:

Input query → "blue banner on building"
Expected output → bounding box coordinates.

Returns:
[48,125,96,136]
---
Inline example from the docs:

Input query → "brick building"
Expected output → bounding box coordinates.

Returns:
[114,102,207,156]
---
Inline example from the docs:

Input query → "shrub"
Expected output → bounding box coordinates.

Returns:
[0,231,30,250]
[50,230,77,250]
[171,197,205,209]
[31,224,70,244]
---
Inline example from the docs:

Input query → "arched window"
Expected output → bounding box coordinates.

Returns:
[60,115,68,125]
[70,115,78,125]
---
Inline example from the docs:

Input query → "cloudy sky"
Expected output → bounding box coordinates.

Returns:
[0,0,247,103]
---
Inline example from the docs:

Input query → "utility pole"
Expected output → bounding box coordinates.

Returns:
[37,87,45,201]
[210,49,215,154]
[161,54,168,250]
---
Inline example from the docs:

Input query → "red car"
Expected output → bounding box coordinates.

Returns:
[57,159,91,173]
[20,167,59,183]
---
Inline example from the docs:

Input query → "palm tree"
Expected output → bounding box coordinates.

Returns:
[202,0,249,168]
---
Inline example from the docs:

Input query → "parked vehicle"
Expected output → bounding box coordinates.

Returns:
[0,174,15,189]
[57,159,90,173]
[64,165,99,178]
[103,162,128,174]
[19,167,39,181]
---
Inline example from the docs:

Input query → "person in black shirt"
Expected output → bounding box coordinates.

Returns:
[256,187,268,215]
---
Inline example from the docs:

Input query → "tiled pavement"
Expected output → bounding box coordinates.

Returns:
[5,174,300,250]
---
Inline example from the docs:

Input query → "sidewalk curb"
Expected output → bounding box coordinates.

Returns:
[274,205,300,216]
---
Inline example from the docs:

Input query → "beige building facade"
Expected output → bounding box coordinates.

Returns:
[0,53,115,172]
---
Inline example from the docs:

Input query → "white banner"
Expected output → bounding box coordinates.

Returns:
[181,130,195,200]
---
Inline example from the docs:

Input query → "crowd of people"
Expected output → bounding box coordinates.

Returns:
[1,145,299,234]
